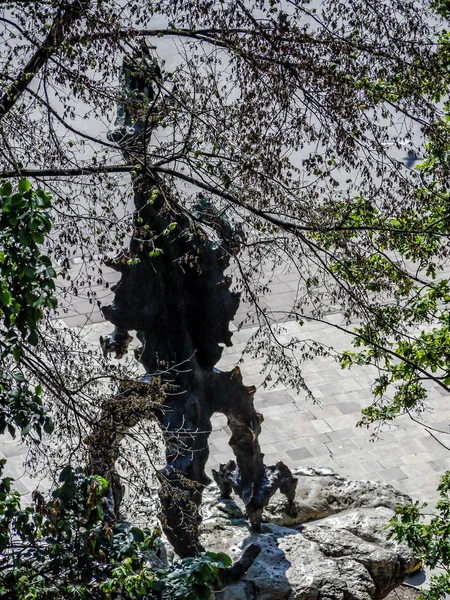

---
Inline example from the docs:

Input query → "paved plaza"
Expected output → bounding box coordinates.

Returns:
[1,261,450,592]
[3,261,450,503]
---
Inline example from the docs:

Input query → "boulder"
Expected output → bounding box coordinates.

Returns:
[199,467,417,600]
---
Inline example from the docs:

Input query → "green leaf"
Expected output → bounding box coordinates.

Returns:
[1,182,12,196]
[222,173,231,189]
[46,296,58,309]
[0,288,12,306]
[29,217,39,231]
[149,247,163,257]
[23,266,35,279]
[32,295,46,308]
[130,527,145,543]
[27,330,38,346]
[32,232,44,244]
[43,419,54,435]
[92,475,109,491]
[35,189,51,208]
[18,179,31,194]
[208,552,232,568]
[21,422,32,436]
[10,193,23,207]
[59,465,75,483]
[151,580,166,592]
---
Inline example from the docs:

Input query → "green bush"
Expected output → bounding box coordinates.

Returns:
[0,463,230,600]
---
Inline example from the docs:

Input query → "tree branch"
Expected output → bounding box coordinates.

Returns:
[0,0,89,118]
[0,165,135,178]
[293,312,450,395]
[70,27,251,46]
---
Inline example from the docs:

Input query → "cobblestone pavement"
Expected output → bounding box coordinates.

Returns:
[4,262,450,505]
[2,263,450,592]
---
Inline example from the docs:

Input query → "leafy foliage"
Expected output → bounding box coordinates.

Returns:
[0,463,228,600]
[328,5,450,592]
[390,471,450,600]
[0,179,227,598]
[0,180,56,439]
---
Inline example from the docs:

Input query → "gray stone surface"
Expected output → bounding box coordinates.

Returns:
[199,469,416,600]
[261,467,411,527]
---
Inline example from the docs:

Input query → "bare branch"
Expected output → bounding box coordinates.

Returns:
[0,0,89,118]
[0,164,135,178]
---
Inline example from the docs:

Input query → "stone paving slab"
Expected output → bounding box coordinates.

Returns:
[4,311,449,509]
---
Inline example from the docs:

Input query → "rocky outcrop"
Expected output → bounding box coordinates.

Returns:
[199,467,417,600]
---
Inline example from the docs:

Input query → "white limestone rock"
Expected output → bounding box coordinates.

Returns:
[200,467,417,600]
